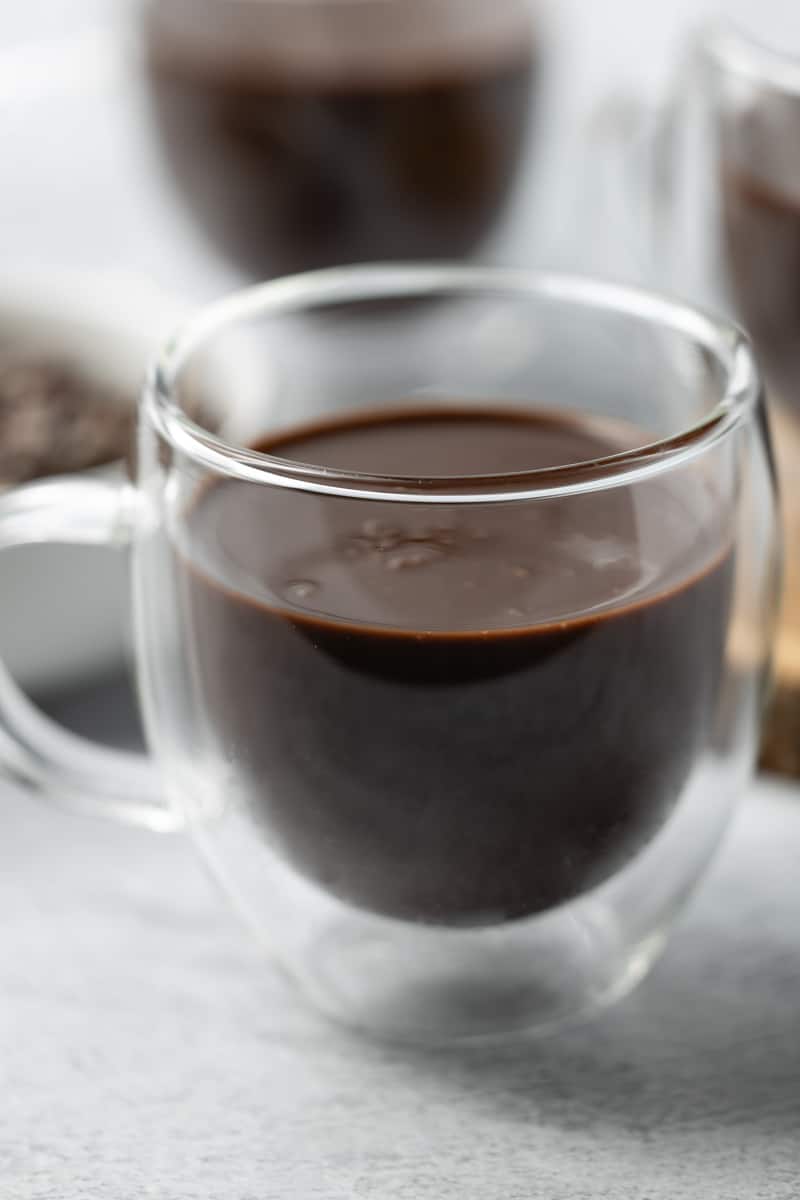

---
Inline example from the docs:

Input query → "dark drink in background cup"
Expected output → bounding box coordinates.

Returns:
[143,0,538,277]
[721,101,800,407]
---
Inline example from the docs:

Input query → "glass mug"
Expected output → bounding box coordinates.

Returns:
[143,0,540,279]
[610,22,800,771]
[0,267,778,1042]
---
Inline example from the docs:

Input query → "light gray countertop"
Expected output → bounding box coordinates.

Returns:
[3,768,799,1198]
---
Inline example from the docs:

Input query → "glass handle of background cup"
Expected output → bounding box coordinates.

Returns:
[576,92,659,282]
[582,36,712,296]
[0,475,176,831]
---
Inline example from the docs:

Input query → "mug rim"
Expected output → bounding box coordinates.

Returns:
[146,264,759,505]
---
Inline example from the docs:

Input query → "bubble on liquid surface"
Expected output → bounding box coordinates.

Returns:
[385,544,444,571]
[565,534,636,570]
[284,579,319,603]
[360,518,403,549]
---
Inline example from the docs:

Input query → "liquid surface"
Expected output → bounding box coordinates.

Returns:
[179,407,732,925]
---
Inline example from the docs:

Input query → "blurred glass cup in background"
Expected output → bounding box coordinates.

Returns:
[602,19,800,773]
[142,0,540,278]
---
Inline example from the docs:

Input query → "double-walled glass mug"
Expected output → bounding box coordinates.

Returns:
[608,21,800,770]
[0,266,779,1043]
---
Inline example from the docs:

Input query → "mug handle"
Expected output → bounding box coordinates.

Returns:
[0,474,178,831]
[577,92,658,282]
[586,35,719,299]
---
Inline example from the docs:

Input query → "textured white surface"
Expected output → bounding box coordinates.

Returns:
[2,776,799,1198]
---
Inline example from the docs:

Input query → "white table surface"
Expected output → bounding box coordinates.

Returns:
[2,773,799,1198]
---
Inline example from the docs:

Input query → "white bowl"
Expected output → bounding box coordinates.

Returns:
[0,269,188,694]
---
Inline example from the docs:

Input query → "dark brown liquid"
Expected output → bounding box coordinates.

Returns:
[179,407,732,926]
[722,168,800,404]
[144,4,535,277]
[721,166,800,776]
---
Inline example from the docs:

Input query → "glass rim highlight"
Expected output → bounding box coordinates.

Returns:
[146,264,759,506]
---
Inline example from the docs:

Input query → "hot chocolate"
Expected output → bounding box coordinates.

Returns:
[178,406,732,925]
[144,0,536,276]
[722,166,800,405]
